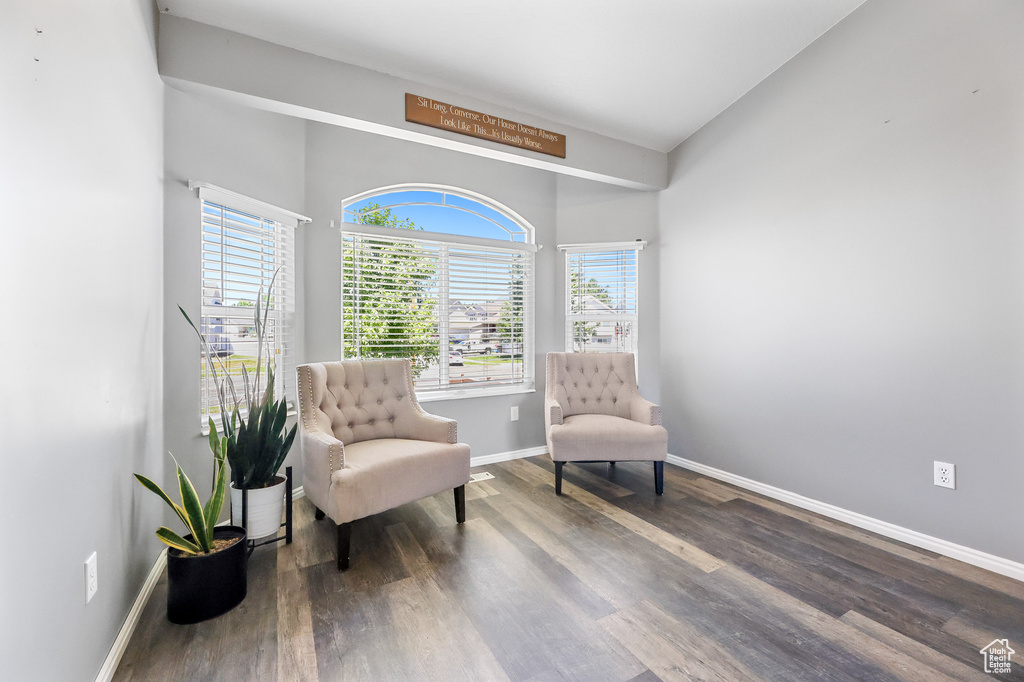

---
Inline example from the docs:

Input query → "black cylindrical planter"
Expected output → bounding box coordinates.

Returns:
[167,526,247,624]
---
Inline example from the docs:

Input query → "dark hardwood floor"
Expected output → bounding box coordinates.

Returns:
[114,457,1024,681]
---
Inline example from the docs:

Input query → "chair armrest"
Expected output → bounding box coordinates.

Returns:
[404,407,458,444]
[301,429,346,512]
[303,429,346,472]
[545,397,563,429]
[630,398,662,426]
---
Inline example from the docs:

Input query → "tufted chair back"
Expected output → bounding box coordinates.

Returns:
[546,352,640,419]
[296,359,433,445]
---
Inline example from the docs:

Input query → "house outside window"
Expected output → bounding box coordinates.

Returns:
[341,185,536,400]
[193,182,308,429]
[560,241,645,357]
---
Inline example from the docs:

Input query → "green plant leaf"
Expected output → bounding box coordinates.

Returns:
[208,417,221,456]
[278,424,297,471]
[176,464,210,552]
[134,473,190,530]
[271,395,287,435]
[256,399,273,455]
[226,406,246,487]
[253,293,263,400]
[241,404,264,488]
[262,365,276,407]
[230,407,240,437]
[178,305,200,334]
[219,362,241,421]
[156,527,201,555]
[203,451,228,541]
[240,362,252,412]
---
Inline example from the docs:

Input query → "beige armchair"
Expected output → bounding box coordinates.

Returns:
[545,352,667,495]
[296,359,470,570]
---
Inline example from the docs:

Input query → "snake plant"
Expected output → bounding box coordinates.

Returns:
[180,268,297,490]
[134,424,229,555]
[223,365,296,489]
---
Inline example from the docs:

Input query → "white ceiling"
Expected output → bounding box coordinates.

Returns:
[160,0,866,152]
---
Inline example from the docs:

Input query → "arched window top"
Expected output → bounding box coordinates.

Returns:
[342,184,534,244]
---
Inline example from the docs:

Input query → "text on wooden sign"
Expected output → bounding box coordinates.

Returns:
[406,94,566,159]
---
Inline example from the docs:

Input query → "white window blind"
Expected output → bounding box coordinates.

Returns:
[562,242,644,356]
[197,185,303,428]
[342,226,534,396]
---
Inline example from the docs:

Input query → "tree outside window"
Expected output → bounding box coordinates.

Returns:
[342,204,440,376]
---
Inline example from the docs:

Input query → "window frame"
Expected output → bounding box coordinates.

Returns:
[343,183,534,244]
[560,240,646,360]
[192,181,309,432]
[340,186,537,401]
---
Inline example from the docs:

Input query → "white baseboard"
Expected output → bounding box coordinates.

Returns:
[95,549,167,682]
[667,455,1024,583]
[471,445,547,467]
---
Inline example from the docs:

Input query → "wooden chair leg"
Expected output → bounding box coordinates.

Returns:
[314,506,325,520]
[654,461,664,496]
[337,522,352,571]
[454,485,466,523]
[554,461,564,495]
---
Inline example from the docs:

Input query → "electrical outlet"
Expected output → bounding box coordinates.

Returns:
[85,552,98,604]
[510,406,519,422]
[934,461,956,489]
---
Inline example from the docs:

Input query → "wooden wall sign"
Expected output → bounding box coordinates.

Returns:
[406,93,566,159]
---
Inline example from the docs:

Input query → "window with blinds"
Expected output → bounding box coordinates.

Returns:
[340,185,536,398]
[199,194,297,428]
[562,243,643,356]
[342,231,533,394]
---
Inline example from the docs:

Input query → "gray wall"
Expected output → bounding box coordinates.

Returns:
[163,87,307,497]
[0,0,165,679]
[659,0,1024,562]
[556,176,661,402]
[304,123,559,456]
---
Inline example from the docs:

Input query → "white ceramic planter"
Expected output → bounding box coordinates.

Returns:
[230,476,286,540]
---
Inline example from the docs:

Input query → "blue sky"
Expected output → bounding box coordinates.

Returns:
[344,190,527,242]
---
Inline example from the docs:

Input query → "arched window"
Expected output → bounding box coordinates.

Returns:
[344,186,532,243]
[341,185,536,398]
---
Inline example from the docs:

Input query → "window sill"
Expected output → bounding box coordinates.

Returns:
[417,384,535,403]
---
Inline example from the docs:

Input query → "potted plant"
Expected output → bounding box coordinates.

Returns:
[223,365,295,538]
[182,269,297,540]
[134,433,247,624]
